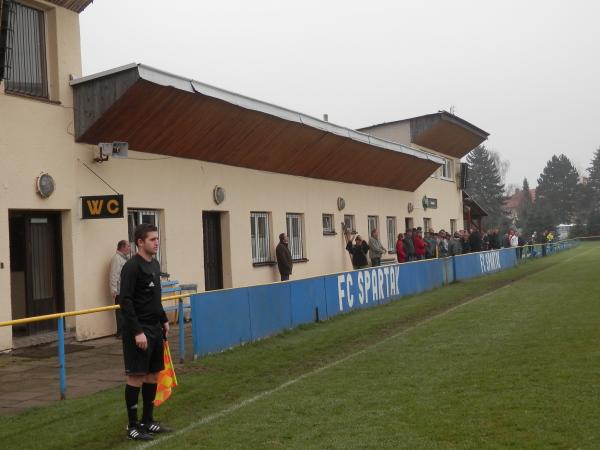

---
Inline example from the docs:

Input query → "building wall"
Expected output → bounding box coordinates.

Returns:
[0,1,464,351]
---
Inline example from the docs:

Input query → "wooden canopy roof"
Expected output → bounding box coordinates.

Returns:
[360,111,489,159]
[46,0,93,13]
[71,64,444,191]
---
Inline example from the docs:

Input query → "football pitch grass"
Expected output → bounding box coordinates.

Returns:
[2,243,599,449]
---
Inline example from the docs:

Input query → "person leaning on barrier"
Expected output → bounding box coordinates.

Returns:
[438,231,449,258]
[461,231,471,254]
[275,233,293,281]
[403,230,415,261]
[517,231,526,259]
[119,223,172,441]
[469,228,482,252]
[346,235,370,270]
[413,228,426,260]
[109,239,131,338]
[395,233,406,263]
[368,228,386,267]
[448,232,462,256]
[424,230,435,259]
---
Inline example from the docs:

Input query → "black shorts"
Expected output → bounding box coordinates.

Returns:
[122,323,165,375]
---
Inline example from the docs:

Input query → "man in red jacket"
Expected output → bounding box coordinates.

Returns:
[395,233,406,263]
[413,228,426,260]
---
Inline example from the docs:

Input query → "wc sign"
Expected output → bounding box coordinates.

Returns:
[81,195,124,219]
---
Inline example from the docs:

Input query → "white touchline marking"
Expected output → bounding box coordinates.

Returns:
[136,245,594,449]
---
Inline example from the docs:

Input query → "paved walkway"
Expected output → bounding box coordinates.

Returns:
[0,324,193,416]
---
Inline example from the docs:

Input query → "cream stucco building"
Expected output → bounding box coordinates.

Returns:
[0,0,488,351]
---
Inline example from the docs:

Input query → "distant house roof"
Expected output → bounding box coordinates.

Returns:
[358,110,489,159]
[45,0,94,13]
[504,189,536,210]
[70,63,444,191]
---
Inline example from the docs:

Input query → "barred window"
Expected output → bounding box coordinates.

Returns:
[368,215,379,237]
[250,212,271,263]
[4,2,48,98]
[322,213,334,234]
[286,213,304,260]
[386,216,397,251]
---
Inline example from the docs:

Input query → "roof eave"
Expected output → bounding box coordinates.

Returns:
[71,63,445,166]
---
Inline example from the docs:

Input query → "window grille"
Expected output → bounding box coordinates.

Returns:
[286,213,304,260]
[386,216,396,251]
[250,212,271,263]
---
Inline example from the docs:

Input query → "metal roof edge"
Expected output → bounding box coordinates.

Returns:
[358,110,490,139]
[69,63,139,86]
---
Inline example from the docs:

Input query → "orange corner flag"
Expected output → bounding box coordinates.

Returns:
[154,340,178,407]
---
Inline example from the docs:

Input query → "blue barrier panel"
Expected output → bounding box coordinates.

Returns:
[454,248,518,281]
[325,265,402,314]
[191,288,251,357]
[248,283,292,340]
[191,241,578,357]
[289,277,327,326]
[396,259,446,297]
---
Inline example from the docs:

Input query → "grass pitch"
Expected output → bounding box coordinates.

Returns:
[2,243,599,449]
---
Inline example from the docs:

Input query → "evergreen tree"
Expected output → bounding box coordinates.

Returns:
[587,147,600,198]
[465,145,507,228]
[517,178,533,233]
[534,154,579,226]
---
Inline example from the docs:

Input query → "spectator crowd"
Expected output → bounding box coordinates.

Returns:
[343,226,558,269]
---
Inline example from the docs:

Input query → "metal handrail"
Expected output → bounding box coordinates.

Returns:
[0,293,190,328]
[1,292,196,400]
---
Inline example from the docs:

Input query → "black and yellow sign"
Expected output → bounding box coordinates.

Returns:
[81,195,124,219]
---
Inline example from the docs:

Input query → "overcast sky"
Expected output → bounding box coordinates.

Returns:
[80,0,600,188]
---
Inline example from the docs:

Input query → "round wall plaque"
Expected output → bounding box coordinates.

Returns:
[213,186,225,204]
[36,173,55,198]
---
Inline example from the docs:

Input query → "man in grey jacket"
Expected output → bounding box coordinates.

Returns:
[368,228,386,267]
[448,232,463,257]
[110,239,131,337]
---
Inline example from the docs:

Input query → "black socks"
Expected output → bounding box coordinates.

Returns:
[125,384,140,428]
[141,382,158,424]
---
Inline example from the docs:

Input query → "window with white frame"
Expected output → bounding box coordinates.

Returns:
[128,209,163,265]
[450,219,457,234]
[4,2,49,98]
[286,213,304,260]
[322,213,335,234]
[343,215,355,233]
[441,158,454,180]
[250,212,271,264]
[386,216,397,251]
[423,218,432,233]
[368,215,379,237]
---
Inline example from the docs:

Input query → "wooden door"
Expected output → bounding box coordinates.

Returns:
[202,212,223,291]
[25,214,63,334]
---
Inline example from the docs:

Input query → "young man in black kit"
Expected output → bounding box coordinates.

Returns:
[119,223,171,440]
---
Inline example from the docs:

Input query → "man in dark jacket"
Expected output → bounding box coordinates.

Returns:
[346,235,369,269]
[275,233,293,281]
[119,223,171,440]
[469,229,483,252]
[403,230,415,261]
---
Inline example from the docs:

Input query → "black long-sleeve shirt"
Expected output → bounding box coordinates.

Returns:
[346,240,369,268]
[119,254,168,335]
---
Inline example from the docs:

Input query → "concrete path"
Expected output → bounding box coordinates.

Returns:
[0,324,193,416]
